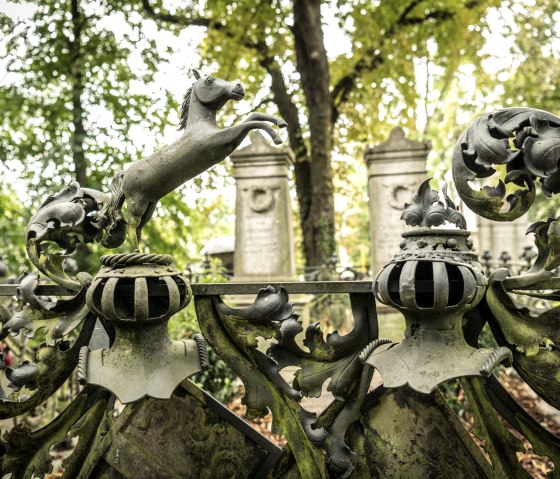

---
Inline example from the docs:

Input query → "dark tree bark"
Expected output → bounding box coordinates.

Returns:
[292,0,335,268]
[68,0,92,269]
[68,0,89,188]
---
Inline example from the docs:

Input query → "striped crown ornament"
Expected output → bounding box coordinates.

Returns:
[363,180,511,394]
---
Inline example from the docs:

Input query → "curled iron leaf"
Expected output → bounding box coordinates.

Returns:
[5,361,40,392]
[18,272,55,311]
[523,114,560,182]
[3,306,44,339]
[0,304,11,341]
[194,295,330,478]
[401,180,467,229]
[522,218,560,274]
[401,179,440,227]
[0,317,95,419]
[217,285,293,323]
[1,386,114,478]
[14,273,90,346]
[25,182,108,291]
[452,108,560,221]
[269,293,377,399]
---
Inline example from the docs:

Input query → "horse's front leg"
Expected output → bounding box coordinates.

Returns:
[242,113,287,128]
[226,121,284,146]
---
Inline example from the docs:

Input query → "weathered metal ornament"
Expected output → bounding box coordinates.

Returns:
[93,72,286,251]
[367,182,512,393]
[81,253,206,403]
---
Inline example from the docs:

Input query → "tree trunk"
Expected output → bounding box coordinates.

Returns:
[292,0,336,269]
[69,0,88,189]
[68,0,92,269]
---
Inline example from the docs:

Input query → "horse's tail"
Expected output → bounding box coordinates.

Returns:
[93,172,127,248]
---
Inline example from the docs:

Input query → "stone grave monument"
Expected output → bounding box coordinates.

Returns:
[365,127,430,340]
[230,131,297,282]
[365,127,431,275]
[476,215,533,264]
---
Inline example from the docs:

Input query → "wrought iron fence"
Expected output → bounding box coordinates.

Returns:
[1,100,560,479]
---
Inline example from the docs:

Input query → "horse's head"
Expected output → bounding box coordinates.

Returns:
[192,70,245,110]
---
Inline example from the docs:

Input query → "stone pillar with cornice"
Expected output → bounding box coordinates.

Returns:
[230,131,297,282]
[365,127,431,277]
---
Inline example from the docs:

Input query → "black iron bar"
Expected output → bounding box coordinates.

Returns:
[0,281,374,297]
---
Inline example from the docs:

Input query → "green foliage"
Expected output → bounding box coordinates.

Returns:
[439,379,469,417]
[194,0,500,144]
[498,0,560,221]
[0,185,31,276]
[0,0,235,274]
[143,182,235,267]
[0,0,171,193]
[144,0,507,266]
[425,0,560,188]
[4,0,556,270]
[334,165,370,269]
[332,0,499,145]
[192,346,238,403]
[496,0,560,112]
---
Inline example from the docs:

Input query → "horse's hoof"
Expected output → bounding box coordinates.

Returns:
[277,119,288,128]
[273,137,283,145]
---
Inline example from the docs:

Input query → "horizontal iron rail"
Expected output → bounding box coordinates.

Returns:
[3,277,554,298]
[0,281,374,297]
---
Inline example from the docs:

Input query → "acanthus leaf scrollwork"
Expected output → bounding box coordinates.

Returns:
[195,286,378,478]
[452,108,560,223]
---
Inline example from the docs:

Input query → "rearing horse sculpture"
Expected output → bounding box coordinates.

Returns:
[94,70,287,251]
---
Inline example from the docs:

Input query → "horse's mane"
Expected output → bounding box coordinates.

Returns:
[178,85,193,131]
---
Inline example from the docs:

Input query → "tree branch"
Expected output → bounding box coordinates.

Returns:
[330,0,483,124]
[141,0,223,29]
[69,0,88,188]
[401,9,454,25]
[400,0,424,19]
[255,46,307,159]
